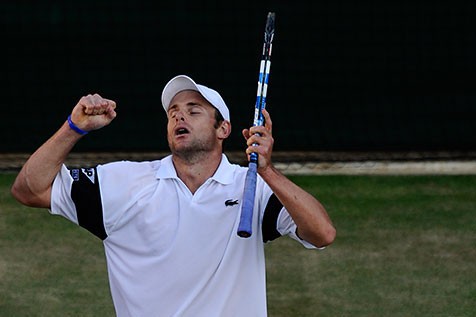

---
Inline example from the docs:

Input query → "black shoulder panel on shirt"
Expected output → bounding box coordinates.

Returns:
[70,167,107,240]
[262,194,283,243]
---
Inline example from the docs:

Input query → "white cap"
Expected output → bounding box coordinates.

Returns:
[161,75,230,121]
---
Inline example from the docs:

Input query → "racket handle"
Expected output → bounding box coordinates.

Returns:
[237,162,258,238]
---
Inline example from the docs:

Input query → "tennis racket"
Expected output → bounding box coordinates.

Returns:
[237,12,275,238]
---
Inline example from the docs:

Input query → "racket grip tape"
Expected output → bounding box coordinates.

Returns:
[237,162,258,238]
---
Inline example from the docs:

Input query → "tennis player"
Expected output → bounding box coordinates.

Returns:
[11,75,336,316]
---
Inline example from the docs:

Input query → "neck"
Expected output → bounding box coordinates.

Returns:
[172,149,223,194]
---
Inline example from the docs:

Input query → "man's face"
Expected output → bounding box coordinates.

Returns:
[166,90,222,156]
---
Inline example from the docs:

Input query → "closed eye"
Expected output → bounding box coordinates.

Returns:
[189,107,203,115]
[168,110,177,119]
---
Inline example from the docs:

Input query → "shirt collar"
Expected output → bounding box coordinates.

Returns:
[155,155,178,179]
[156,154,234,185]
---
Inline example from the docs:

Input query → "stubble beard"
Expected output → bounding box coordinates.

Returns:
[169,133,218,165]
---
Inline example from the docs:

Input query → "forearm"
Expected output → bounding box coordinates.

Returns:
[11,121,82,208]
[12,94,116,208]
[259,165,336,247]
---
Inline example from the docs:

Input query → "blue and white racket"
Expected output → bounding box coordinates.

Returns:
[237,12,275,238]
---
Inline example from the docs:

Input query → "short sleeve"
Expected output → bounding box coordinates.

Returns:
[50,164,107,239]
[257,176,321,250]
[276,209,322,250]
[50,164,79,224]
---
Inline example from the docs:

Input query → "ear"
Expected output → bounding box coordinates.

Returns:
[217,120,232,140]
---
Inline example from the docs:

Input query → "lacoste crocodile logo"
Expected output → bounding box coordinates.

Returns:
[225,199,239,207]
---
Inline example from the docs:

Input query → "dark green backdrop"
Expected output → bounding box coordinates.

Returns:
[2,1,475,153]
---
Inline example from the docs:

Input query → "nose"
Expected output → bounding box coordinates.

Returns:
[174,111,185,122]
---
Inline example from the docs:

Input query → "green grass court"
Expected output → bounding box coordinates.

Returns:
[1,173,475,316]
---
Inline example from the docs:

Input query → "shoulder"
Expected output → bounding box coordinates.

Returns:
[100,159,161,171]
[98,159,162,175]
[96,160,163,213]
[96,159,162,188]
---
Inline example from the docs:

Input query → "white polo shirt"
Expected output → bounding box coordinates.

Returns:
[50,154,316,317]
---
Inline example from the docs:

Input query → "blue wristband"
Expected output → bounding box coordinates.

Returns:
[67,115,89,135]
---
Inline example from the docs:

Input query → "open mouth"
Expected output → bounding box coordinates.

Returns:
[175,127,190,136]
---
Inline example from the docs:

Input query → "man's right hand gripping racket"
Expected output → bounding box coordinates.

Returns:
[237,12,275,238]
